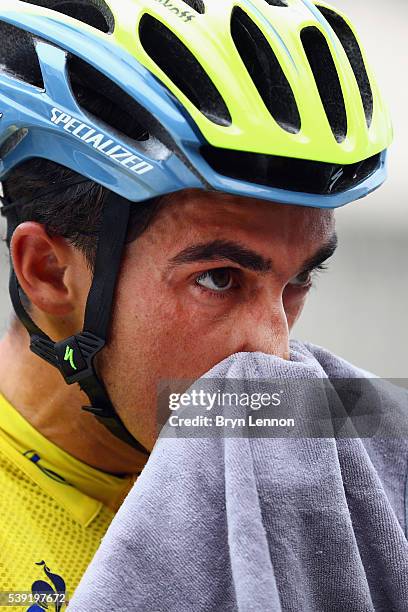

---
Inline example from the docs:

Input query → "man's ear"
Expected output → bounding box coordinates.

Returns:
[10,222,83,317]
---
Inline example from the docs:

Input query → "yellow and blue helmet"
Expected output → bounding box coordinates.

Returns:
[0,0,393,209]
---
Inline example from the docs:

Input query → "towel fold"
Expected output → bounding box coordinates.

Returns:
[68,342,408,612]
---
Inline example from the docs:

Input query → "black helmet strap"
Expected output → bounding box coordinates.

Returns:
[2,186,149,456]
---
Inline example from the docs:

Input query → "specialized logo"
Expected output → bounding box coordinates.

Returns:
[328,167,345,192]
[50,108,154,176]
[64,345,77,371]
[153,0,195,22]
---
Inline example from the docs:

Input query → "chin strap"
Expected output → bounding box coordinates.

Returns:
[2,183,149,455]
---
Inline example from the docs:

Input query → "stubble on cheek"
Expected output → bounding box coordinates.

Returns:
[97,246,206,445]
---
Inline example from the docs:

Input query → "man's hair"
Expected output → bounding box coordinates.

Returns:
[2,157,164,271]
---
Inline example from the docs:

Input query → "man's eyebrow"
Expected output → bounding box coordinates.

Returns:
[167,233,338,274]
[167,239,272,272]
[301,233,338,271]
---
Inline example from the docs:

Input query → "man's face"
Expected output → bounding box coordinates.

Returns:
[99,190,336,449]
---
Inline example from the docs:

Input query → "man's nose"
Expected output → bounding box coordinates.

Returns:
[237,299,290,360]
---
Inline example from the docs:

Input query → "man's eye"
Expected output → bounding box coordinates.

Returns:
[289,263,329,288]
[288,270,313,287]
[196,268,235,292]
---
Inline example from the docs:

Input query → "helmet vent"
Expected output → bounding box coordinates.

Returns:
[180,0,205,14]
[68,55,150,142]
[231,7,300,134]
[301,26,347,143]
[139,14,231,127]
[19,0,114,34]
[263,0,288,6]
[201,145,381,195]
[0,20,44,88]
[316,5,373,128]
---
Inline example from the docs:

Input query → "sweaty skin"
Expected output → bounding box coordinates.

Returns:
[0,190,335,474]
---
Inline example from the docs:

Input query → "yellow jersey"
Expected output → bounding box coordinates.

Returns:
[0,392,138,610]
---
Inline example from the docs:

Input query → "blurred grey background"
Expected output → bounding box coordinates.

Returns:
[0,0,406,376]
[293,0,408,376]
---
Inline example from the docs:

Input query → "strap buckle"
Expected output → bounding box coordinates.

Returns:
[31,332,105,385]
[54,332,105,384]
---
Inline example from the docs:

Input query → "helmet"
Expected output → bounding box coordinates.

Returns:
[0,0,393,451]
[0,0,392,207]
